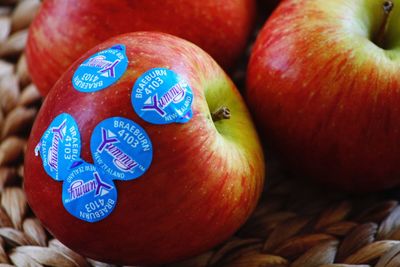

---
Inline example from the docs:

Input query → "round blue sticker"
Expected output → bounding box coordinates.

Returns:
[35,113,81,181]
[131,68,194,124]
[90,117,153,181]
[62,161,117,223]
[72,44,128,93]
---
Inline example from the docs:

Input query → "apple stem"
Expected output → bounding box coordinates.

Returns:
[375,0,394,48]
[212,106,231,122]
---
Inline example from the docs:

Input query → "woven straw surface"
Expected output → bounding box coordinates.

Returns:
[1,1,400,267]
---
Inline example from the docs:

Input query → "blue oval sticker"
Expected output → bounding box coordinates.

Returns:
[90,117,153,181]
[72,44,128,93]
[35,113,81,181]
[62,161,117,223]
[131,68,194,124]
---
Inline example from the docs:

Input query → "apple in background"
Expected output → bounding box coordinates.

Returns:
[24,32,265,265]
[26,0,256,96]
[247,0,400,192]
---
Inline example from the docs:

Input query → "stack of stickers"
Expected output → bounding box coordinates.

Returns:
[36,115,153,223]
[34,44,194,223]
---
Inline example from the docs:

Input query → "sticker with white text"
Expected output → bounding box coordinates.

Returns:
[90,117,153,181]
[72,44,128,93]
[62,161,117,223]
[35,113,81,181]
[131,68,194,124]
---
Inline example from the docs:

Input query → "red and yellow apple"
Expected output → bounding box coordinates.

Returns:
[26,0,256,96]
[24,32,265,265]
[247,0,400,192]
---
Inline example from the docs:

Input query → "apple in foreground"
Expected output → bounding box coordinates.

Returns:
[26,0,256,96]
[247,0,400,192]
[24,32,265,265]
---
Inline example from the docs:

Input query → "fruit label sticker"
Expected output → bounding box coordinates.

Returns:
[132,68,194,124]
[90,117,153,181]
[72,44,128,93]
[35,113,81,181]
[62,161,117,223]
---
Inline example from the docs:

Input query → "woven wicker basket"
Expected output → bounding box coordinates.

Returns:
[1,1,400,267]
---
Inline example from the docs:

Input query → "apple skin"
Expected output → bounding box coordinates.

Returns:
[247,0,400,192]
[24,32,265,265]
[26,0,256,96]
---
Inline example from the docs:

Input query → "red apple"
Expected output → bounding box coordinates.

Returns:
[247,0,400,192]
[26,0,256,96]
[24,32,265,265]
